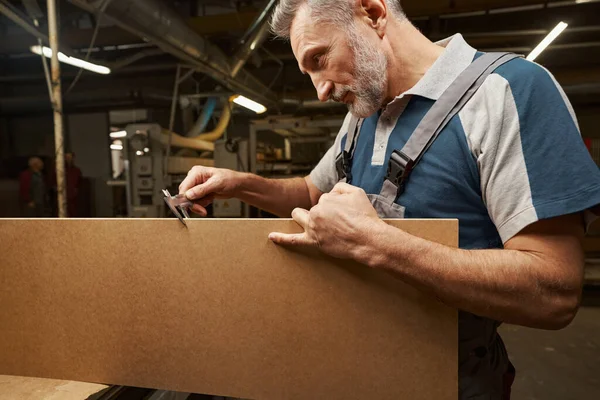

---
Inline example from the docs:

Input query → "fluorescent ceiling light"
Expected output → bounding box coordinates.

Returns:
[110,130,127,138]
[233,95,267,114]
[30,45,111,75]
[110,144,123,151]
[526,22,568,61]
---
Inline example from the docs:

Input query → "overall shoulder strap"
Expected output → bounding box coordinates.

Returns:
[336,115,363,183]
[382,52,521,200]
[403,52,519,164]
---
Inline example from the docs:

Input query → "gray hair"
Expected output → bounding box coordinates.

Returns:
[271,0,405,39]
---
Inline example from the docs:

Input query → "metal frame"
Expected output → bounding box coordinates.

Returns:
[249,117,344,174]
[165,65,199,181]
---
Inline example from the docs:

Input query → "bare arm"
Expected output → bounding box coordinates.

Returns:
[234,174,321,217]
[360,213,585,329]
[179,166,323,218]
[269,183,586,330]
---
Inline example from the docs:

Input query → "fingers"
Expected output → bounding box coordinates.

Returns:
[179,166,220,199]
[179,166,207,195]
[331,182,357,194]
[185,176,220,201]
[331,183,367,199]
[190,204,208,217]
[268,232,315,247]
[187,194,216,217]
[270,208,315,247]
[291,208,310,229]
[196,194,215,207]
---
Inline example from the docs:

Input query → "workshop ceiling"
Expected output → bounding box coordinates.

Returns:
[0,0,599,116]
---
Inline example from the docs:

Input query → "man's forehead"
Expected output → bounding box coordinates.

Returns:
[290,7,338,55]
[290,4,313,49]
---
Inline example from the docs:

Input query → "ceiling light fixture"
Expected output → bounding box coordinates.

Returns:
[232,95,267,114]
[110,130,127,139]
[30,45,111,75]
[526,22,569,62]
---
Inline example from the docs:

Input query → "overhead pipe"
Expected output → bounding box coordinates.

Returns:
[0,0,49,44]
[111,48,164,70]
[67,0,277,106]
[0,0,106,66]
[21,0,44,20]
[0,89,175,114]
[187,97,218,137]
[194,98,233,142]
[0,63,178,83]
[179,96,233,145]
[162,130,215,152]
[230,0,278,78]
[186,0,276,141]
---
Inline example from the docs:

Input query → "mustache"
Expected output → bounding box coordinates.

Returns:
[329,86,352,102]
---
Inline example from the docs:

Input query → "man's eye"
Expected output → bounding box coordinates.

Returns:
[313,54,323,66]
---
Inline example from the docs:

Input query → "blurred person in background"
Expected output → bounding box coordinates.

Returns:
[19,156,49,217]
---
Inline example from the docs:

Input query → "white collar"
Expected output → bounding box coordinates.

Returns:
[384,33,478,114]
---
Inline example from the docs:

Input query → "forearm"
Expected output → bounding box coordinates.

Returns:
[235,173,312,217]
[359,223,583,329]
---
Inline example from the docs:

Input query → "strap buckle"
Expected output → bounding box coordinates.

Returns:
[386,150,414,197]
[335,151,353,183]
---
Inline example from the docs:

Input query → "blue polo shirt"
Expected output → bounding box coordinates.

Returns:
[311,34,600,249]
[309,33,600,398]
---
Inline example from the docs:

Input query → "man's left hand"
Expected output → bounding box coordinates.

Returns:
[269,183,384,260]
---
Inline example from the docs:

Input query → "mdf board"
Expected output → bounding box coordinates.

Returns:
[0,375,107,400]
[0,219,458,400]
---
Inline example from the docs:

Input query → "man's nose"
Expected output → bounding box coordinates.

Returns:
[312,77,333,102]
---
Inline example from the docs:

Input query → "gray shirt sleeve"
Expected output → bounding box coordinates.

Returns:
[309,112,352,193]
[459,64,599,243]
[459,73,536,243]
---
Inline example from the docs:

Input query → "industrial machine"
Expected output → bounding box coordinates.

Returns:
[122,123,215,218]
[119,116,344,219]
[121,123,249,218]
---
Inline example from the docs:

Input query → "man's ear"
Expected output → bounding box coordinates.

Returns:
[354,0,388,37]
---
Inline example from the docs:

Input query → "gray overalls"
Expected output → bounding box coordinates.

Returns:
[335,52,520,399]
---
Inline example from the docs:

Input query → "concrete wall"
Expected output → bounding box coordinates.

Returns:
[68,113,113,217]
[0,179,20,217]
[8,115,55,157]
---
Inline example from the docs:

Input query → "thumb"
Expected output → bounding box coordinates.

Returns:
[185,176,221,200]
[291,208,310,229]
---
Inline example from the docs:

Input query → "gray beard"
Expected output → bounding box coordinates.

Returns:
[345,27,388,118]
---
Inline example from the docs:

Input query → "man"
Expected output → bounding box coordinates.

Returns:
[179,0,600,398]
[19,156,48,217]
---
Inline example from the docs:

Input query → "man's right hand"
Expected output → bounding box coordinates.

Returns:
[179,166,244,216]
